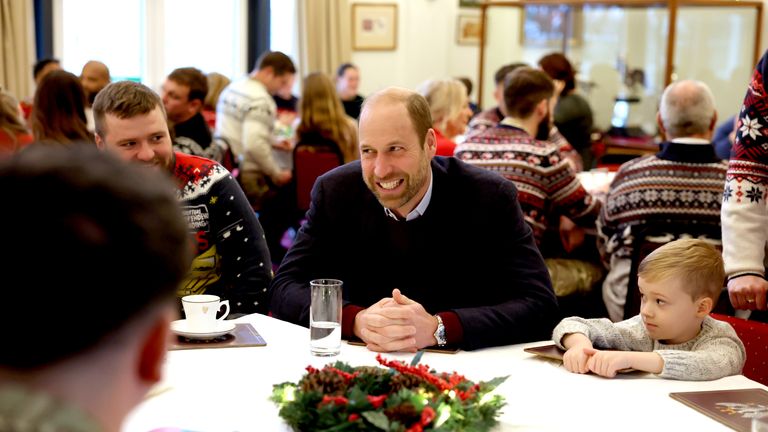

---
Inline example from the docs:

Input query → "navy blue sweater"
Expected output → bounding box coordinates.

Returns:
[269,156,558,350]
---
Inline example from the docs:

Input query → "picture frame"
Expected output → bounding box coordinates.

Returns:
[456,15,481,45]
[459,0,482,7]
[352,3,398,51]
[521,4,582,48]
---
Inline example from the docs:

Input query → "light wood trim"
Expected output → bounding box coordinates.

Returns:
[477,0,764,107]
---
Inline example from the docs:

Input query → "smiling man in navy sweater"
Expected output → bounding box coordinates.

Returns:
[269,87,558,352]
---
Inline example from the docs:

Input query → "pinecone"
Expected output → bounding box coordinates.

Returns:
[299,369,348,395]
[384,402,420,425]
[390,373,428,392]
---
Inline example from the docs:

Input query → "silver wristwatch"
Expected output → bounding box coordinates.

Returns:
[433,314,447,346]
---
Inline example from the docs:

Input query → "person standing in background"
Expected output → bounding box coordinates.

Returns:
[215,51,295,210]
[721,49,768,321]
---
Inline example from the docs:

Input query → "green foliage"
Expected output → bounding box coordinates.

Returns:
[271,354,507,431]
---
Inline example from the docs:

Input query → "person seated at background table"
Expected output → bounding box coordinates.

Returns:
[538,52,595,170]
[335,63,364,120]
[468,62,526,132]
[553,239,745,381]
[31,70,92,145]
[598,80,727,322]
[296,72,359,163]
[0,144,190,431]
[162,67,214,157]
[19,58,63,122]
[0,90,34,157]
[712,114,737,161]
[417,78,473,157]
[455,67,600,250]
[469,62,582,171]
[455,76,481,117]
[79,60,111,132]
[203,72,231,131]
[269,87,558,352]
[94,81,273,316]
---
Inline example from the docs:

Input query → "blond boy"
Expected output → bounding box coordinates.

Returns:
[553,239,746,380]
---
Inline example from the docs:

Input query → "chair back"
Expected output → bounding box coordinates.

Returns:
[293,138,344,213]
[711,313,768,385]
[623,223,722,319]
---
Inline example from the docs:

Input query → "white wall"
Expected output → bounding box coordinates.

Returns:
[350,0,481,100]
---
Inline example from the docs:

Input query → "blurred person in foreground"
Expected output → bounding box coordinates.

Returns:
[0,144,191,431]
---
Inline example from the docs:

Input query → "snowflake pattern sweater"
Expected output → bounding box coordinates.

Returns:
[455,123,599,244]
[722,50,768,279]
[174,152,272,315]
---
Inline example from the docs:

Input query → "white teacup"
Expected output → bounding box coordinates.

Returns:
[181,294,230,332]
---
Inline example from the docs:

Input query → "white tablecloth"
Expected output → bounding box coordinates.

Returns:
[122,313,767,432]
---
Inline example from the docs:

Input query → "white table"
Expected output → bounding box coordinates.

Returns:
[123,314,767,432]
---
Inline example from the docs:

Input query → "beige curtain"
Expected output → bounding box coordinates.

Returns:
[297,0,351,79]
[0,0,35,100]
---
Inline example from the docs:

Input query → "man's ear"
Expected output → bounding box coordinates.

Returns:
[696,296,714,317]
[708,111,718,133]
[426,128,438,154]
[94,133,105,149]
[189,98,202,114]
[656,112,666,141]
[535,98,549,121]
[137,308,174,384]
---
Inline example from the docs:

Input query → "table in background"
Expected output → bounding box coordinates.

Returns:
[123,314,767,432]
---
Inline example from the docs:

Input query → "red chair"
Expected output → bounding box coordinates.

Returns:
[711,313,768,385]
[293,140,344,213]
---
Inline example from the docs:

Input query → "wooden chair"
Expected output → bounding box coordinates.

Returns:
[623,223,722,320]
[711,313,768,385]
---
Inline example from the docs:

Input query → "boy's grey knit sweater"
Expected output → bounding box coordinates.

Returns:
[552,315,746,380]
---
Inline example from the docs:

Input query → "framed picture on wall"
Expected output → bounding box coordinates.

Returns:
[459,0,481,7]
[521,5,582,48]
[352,3,398,51]
[456,15,481,45]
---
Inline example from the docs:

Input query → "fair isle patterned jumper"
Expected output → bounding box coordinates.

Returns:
[722,50,768,280]
[598,143,727,261]
[174,152,273,315]
[455,123,599,244]
[468,106,581,168]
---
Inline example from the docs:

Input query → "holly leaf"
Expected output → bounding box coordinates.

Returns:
[362,410,390,430]
[410,350,424,366]
[483,375,509,390]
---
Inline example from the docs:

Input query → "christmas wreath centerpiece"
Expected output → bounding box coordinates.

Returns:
[271,352,508,431]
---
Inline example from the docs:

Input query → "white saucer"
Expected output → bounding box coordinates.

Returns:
[170,319,236,340]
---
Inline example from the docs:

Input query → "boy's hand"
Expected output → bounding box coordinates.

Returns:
[584,348,633,378]
[561,333,593,374]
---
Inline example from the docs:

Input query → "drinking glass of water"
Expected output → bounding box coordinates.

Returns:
[310,279,343,356]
